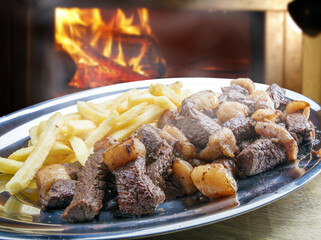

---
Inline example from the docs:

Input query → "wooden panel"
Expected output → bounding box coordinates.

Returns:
[284,12,303,93]
[302,34,321,104]
[264,11,285,86]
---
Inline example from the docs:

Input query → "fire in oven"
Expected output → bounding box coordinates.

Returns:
[1,2,266,115]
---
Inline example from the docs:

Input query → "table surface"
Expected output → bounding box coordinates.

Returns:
[144,173,321,240]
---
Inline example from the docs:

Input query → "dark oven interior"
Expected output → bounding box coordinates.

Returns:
[0,1,264,116]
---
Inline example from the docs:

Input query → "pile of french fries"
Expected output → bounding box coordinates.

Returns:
[0,82,191,194]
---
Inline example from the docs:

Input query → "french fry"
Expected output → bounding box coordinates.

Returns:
[6,112,64,194]
[77,101,108,123]
[85,110,119,148]
[115,102,148,129]
[0,174,12,192]
[111,104,163,141]
[63,112,83,121]
[154,96,177,110]
[69,136,90,166]
[0,157,23,174]
[149,83,184,106]
[62,153,77,164]
[66,119,97,136]
[116,100,129,114]
[128,93,156,107]
[36,121,47,137]
[50,141,73,155]
[8,146,34,161]
[99,89,138,109]
[87,102,110,114]
[168,81,183,94]
[29,125,38,146]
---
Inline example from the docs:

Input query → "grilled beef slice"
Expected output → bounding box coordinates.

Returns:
[61,149,112,222]
[222,116,257,143]
[178,99,221,148]
[266,83,290,110]
[113,156,165,215]
[218,84,256,114]
[63,161,83,180]
[158,109,180,129]
[41,179,77,210]
[236,139,286,178]
[286,112,314,155]
[136,124,174,190]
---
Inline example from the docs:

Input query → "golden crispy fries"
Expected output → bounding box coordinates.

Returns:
[149,83,184,106]
[154,96,177,110]
[0,174,12,192]
[66,119,97,136]
[77,101,108,123]
[99,89,138,109]
[0,158,23,174]
[168,81,183,94]
[87,102,110,114]
[85,110,119,148]
[8,146,34,161]
[6,112,64,194]
[50,141,73,155]
[111,104,163,141]
[116,102,148,129]
[36,121,47,137]
[128,93,156,107]
[29,125,38,146]
[69,136,90,166]
[116,100,129,114]
[63,112,83,121]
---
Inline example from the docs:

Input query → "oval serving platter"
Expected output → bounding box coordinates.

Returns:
[0,78,321,239]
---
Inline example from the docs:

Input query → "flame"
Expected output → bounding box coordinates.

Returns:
[55,8,161,88]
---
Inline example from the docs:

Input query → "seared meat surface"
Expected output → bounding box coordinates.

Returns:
[136,124,175,190]
[41,179,77,210]
[236,139,287,178]
[61,149,113,222]
[113,156,165,215]
[223,116,257,143]
[178,98,221,148]
[286,112,314,155]
[266,83,290,109]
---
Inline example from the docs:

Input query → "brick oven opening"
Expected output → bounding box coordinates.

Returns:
[54,8,262,96]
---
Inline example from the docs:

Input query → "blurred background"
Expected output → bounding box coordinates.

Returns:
[0,0,320,116]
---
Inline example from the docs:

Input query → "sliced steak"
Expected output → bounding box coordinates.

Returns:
[61,149,111,222]
[266,83,289,110]
[218,84,255,113]
[286,112,314,155]
[158,109,180,129]
[113,156,165,215]
[64,161,83,180]
[136,124,174,189]
[163,174,185,200]
[236,138,286,178]
[178,99,221,148]
[41,179,77,210]
[222,116,257,143]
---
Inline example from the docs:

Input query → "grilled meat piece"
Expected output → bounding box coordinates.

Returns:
[236,139,287,178]
[266,83,289,110]
[218,84,256,114]
[113,156,165,215]
[136,124,174,189]
[61,149,112,222]
[63,161,83,180]
[286,112,314,155]
[178,98,221,148]
[158,109,180,129]
[222,116,257,143]
[41,179,77,210]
